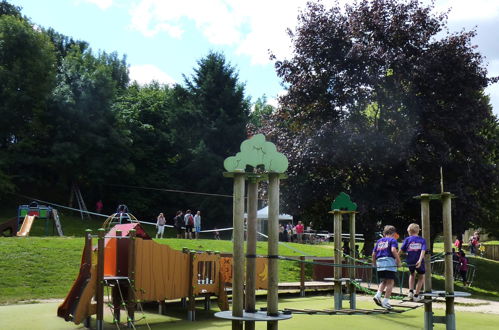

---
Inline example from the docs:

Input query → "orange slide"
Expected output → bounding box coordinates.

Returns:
[16,215,36,237]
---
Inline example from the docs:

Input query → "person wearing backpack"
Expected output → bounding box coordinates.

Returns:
[184,210,194,239]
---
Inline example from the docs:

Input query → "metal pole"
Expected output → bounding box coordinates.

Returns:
[232,171,245,330]
[333,210,342,310]
[421,194,433,330]
[245,179,258,330]
[442,193,455,330]
[349,212,356,309]
[267,173,280,330]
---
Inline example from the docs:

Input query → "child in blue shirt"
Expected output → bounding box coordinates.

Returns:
[372,225,401,309]
[399,223,427,302]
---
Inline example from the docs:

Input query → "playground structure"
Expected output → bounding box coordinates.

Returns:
[0,202,63,237]
[57,221,270,329]
[214,134,292,330]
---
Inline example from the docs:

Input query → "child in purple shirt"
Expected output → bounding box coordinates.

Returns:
[372,225,401,309]
[399,223,427,302]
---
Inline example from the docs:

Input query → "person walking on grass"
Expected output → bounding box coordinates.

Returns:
[194,211,202,239]
[156,212,166,239]
[399,223,426,302]
[372,225,402,310]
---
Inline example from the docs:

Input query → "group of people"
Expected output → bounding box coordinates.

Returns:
[372,223,426,309]
[278,221,308,243]
[372,223,474,310]
[155,210,202,239]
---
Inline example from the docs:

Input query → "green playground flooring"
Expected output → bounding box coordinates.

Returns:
[1,295,498,329]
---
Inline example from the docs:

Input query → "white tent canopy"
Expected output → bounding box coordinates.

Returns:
[244,206,293,221]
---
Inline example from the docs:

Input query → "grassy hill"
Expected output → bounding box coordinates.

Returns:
[1,213,498,305]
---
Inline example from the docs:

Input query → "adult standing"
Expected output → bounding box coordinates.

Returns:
[295,221,304,243]
[173,211,184,238]
[184,210,194,239]
[194,211,202,239]
[469,231,480,255]
[156,213,166,239]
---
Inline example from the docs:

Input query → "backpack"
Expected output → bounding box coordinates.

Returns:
[188,215,194,226]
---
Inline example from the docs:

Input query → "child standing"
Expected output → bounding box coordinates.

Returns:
[372,225,401,309]
[399,223,426,302]
[458,250,469,286]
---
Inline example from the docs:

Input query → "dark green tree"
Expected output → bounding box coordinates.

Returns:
[262,0,498,250]
[177,52,250,228]
[0,12,56,193]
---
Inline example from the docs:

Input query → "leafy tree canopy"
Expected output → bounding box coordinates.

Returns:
[262,0,498,248]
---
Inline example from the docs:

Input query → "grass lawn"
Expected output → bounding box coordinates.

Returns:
[1,296,499,329]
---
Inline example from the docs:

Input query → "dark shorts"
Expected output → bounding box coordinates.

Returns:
[409,264,426,274]
[185,225,193,233]
[378,270,396,280]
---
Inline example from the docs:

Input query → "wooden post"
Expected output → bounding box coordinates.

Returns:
[267,173,280,330]
[349,212,356,309]
[333,211,342,310]
[83,229,92,329]
[96,229,105,330]
[127,229,136,328]
[188,251,196,321]
[232,171,245,330]
[442,192,455,330]
[300,256,305,297]
[420,194,433,330]
[112,230,122,324]
[245,179,258,330]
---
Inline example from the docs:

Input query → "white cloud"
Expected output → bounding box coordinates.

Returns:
[433,0,499,22]
[129,0,312,64]
[81,0,113,10]
[129,64,176,86]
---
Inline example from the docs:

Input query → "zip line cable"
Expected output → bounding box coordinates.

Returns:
[105,183,269,201]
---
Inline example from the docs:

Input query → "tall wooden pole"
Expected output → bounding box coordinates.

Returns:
[96,229,105,330]
[112,230,122,324]
[267,173,280,330]
[333,211,342,310]
[232,171,245,330]
[83,229,93,329]
[127,229,136,328]
[348,212,356,309]
[188,251,196,321]
[420,194,433,330]
[245,179,258,330]
[442,192,455,330]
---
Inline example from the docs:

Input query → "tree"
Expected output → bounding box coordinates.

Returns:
[0,12,56,194]
[262,0,498,250]
[177,52,250,228]
[248,95,275,134]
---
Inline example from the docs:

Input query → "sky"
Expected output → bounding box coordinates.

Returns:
[8,0,499,115]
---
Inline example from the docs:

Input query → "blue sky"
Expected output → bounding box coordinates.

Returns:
[9,0,499,114]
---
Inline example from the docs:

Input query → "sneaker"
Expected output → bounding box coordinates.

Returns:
[373,295,382,307]
[381,300,393,310]
[413,295,424,302]
[407,291,414,301]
